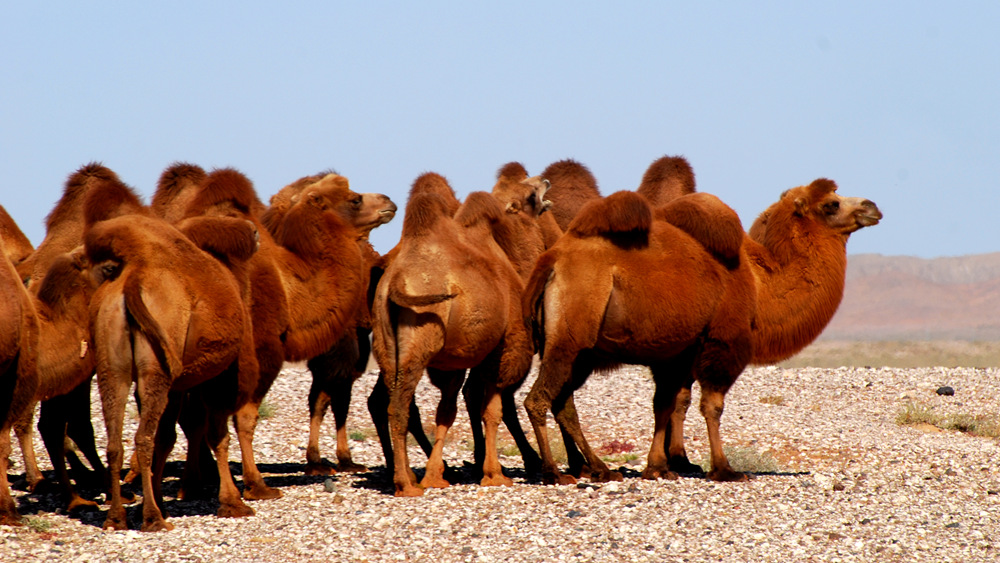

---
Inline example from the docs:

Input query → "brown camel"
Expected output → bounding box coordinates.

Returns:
[6,167,137,511]
[522,179,881,485]
[0,229,40,526]
[85,203,258,531]
[372,174,534,497]
[636,155,697,206]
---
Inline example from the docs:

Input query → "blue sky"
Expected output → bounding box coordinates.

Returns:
[2,2,997,258]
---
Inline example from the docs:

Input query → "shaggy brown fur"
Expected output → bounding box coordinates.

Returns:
[540,159,602,231]
[636,155,696,206]
[0,233,39,526]
[150,163,208,223]
[85,211,257,532]
[522,182,881,485]
[0,206,33,267]
[372,177,534,497]
[18,163,121,287]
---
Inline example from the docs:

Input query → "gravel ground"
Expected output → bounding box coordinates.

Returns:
[2,362,999,562]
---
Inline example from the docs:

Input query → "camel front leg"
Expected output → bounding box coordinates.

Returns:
[234,400,282,500]
[13,402,44,492]
[206,410,254,518]
[331,375,366,472]
[305,384,335,476]
[700,385,747,483]
[553,392,622,483]
[642,371,681,480]
[0,424,22,526]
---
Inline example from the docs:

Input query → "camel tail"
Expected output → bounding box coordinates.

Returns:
[387,287,456,308]
[123,274,183,378]
[522,250,558,353]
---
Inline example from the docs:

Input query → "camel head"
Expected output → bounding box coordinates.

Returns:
[492,174,553,219]
[750,179,882,244]
[301,173,397,235]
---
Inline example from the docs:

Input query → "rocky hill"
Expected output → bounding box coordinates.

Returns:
[821,252,1000,341]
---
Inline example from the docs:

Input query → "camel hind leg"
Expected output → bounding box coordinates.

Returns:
[205,408,254,518]
[421,368,465,490]
[523,348,582,486]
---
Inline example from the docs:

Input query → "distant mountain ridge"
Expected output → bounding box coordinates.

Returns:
[821,252,1000,341]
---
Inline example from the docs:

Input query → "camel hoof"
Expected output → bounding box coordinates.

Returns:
[141,519,175,532]
[243,484,283,501]
[67,496,101,512]
[336,460,368,473]
[304,462,337,477]
[420,476,451,489]
[0,512,24,526]
[480,474,514,487]
[122,470,139,485]
[102,513,128,531]
[668,456,706,475]
[590,470,624,483]
[707,468,749,482]
[394,485,425,497]
[641,467,680,481]
[542,472,578,486]
[218,503,255,518]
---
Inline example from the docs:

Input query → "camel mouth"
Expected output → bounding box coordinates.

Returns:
[378,208,397,223]
[857,201,882,227]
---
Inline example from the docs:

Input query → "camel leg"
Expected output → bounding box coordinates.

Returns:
[233,400,282,500]
[480,382,513,487]
[523,351,579,486]
[206,410,254,518]
[330,375,367,472]
[176,397,219,500]
[700,384,747,483]
[305,384,336,476]
[98,372,131,531]
[369,375,428,481]
[149,393,182,519]
[501,387,541,473]
[642,367,682,480]
[134,378,175,532]
[62,380,121,495]
[13,401,44,491]
[461,374,487,474]
[552,391,622,483]
[37,396,99,510]
[0,424,22,526]
[387,366,424,497]
[421,368,464,490]
[667,384,705,474]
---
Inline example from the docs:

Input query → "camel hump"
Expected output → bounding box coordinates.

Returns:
[176,216,259,263]
[83,174,147,227]
[409,172,461,216]
[657,193,743,266]
[497,161,528,182]
[400,192,455,238]
[191,168,261,216]
[636,155,696,206]
[123,273,184,378]
[568,191,652,240]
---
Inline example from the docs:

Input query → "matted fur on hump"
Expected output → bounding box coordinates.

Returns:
[82,173,148,227]
[567,191,652,241]
[637,155,696,207]
[189,168,264,218]
[400,192,455,238]
[409,172,460,216]
[46,163,121,231]
[496,161,528,181]
[455,192,519,262]
[657,193,743,267]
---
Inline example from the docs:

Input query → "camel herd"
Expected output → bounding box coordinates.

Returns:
[0,156,881,530]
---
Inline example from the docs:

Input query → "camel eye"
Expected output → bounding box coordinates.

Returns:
[823,201,840,214]
[351,197,362,208]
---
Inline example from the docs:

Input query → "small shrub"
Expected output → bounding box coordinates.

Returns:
[258,400,277,420]
[896,400,937,426]
[759,395,785,406]
[349,430,367,442]
[499,443,521,457]
[699,445,780,474]
[895,401,1000,438]
[25,516,54,533]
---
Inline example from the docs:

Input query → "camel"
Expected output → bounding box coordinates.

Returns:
[372,173,535,497]
[636,155,696,206]
[84,180,259,532]
[150,166,396,498]
[5,166,137,512]
[0,230,39,526]
[522,179,881,485]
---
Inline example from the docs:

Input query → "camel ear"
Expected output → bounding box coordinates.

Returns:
[794,197,809,216]
[331,176,350,190]
[505,201,521,214]
[307,192,327,209]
